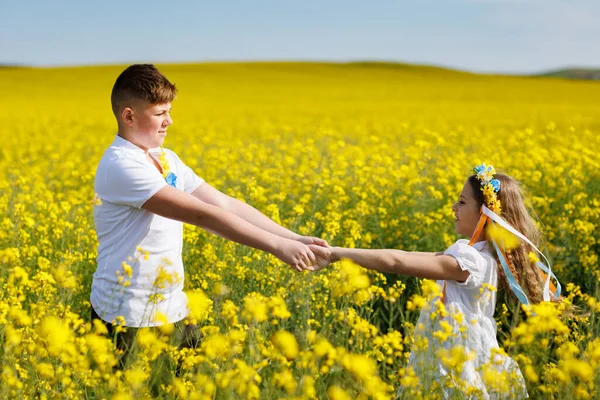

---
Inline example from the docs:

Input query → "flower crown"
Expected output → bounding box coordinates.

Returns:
[473,163,501,214]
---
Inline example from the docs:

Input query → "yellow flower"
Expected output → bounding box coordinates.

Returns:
[339,353,377,381]
[35,363,54,379]
[273,369,297,394]
[85,333,117,371]
[327,386,352,400]
[242,292,269,323]
[203,334,230,360]
[268,295,291,319]
[121,261,133,278]
[185,290,213,325]
[37,316,73,356]
[487,223,520,250]
[125,367,148,389]
[330,259,371,299]
[153,311,174,335]
[221,299,239,325]
[563,359,594,383]
[111,392,133,400]
[523,365,538,383]
[432,320,454,342]
[528,251,540,264]
[437,346,474,374]
[271,330,299,360]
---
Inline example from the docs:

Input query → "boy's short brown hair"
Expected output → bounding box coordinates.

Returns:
[111,64,177,117]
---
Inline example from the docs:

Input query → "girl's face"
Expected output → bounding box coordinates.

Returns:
[452,181,482,238]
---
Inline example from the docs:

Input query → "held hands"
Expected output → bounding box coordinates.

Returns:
[273,236,331,272]
[273,238,318,272]
[273,235,333,272]
[307,244,336,272]
[297,236,331,272]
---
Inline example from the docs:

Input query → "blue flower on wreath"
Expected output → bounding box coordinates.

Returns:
[474,164,486,174]
[490,179,501,193]
[165,172,177,188]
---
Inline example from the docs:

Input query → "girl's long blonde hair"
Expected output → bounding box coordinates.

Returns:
[468,173,547,303]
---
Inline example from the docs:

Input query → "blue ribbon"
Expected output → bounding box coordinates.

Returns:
[482,206,561,302]
[535,261,562,298]
[491,236,531,305]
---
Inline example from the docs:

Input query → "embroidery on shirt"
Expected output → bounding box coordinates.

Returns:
[158,149,177,188]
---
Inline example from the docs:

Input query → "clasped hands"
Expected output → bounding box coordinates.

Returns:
[276,235,335,272]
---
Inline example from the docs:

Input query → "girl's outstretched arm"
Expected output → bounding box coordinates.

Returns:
[309,245,469,282]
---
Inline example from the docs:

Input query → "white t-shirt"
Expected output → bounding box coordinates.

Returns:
[91,135,203,327]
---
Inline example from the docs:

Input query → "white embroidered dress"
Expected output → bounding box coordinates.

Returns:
[402,239,528,399]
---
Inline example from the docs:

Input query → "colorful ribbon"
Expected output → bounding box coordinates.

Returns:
[441,205,561,306]
[470,205,561,304]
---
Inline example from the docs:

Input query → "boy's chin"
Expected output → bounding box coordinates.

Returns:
[153,137,166,148]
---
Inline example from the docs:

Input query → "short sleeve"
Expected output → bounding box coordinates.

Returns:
[169,150,204,194]
[96,158,167,208]
[444,240,487,288]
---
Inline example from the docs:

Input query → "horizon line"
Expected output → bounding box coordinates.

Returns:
[1,59,598,76]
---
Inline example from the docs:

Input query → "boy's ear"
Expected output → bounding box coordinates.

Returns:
[121,107,134,127]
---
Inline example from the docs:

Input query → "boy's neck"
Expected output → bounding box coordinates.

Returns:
[118,132,150,153]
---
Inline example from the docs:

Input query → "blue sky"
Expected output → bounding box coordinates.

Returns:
[1,0,599,73]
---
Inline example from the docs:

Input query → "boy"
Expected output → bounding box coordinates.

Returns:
[91,64,326,365]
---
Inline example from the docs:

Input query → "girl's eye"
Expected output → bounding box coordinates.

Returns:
[459,201,465,205]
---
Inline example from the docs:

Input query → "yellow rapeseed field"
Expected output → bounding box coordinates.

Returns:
[0,62,599,399]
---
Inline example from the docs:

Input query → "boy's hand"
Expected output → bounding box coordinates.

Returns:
[307,244,334,272]
[274,239,317,272]
[296,235,329,248]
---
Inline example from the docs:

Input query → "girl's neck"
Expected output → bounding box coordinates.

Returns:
[469,229,486,244]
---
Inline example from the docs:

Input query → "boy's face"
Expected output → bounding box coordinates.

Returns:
[452,181,481,239]
[126,101,173,150]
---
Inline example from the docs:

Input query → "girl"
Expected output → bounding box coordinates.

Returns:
[310,165,560,399]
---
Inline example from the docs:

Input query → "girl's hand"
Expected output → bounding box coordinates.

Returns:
[307,244,335,271]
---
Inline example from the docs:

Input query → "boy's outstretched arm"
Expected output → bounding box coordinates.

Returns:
[308,245,468,282]
[191,183,328,247]
[143,186,317,272]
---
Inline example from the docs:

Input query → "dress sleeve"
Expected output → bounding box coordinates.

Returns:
[96,158,167,209]
[444,240,488,289]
